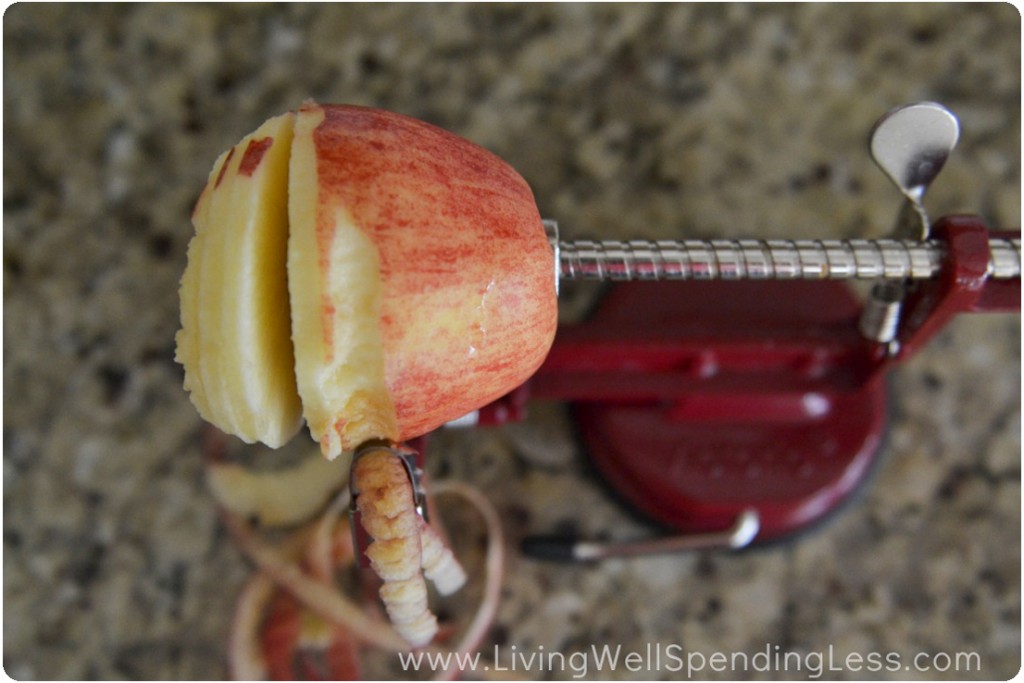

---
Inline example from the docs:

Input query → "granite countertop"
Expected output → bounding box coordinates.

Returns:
[4,4,1019,680]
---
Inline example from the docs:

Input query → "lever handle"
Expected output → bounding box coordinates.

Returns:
[522,508,760,562]
[869,102,960,241]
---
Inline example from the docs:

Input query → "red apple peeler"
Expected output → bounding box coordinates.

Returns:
[398,103,1020,560]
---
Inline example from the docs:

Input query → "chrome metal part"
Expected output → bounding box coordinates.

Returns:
[869,102,960,240]
[862,102,961,353]
[858,280,906,346]
[349,444,429,522]
[569,508,759,561]
[444,410,480,429]
[990,238,1023,279]
[557,237,1020,282]
[543,219,560,296]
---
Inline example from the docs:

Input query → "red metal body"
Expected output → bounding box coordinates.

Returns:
[469,216,1019,542]
[532,278,884,540]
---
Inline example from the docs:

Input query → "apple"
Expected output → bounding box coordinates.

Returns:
[288,102,558,458]
[177,102,558,461]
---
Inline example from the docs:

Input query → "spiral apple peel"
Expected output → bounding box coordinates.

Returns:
[177,102,554,645]
[352,447,469,646]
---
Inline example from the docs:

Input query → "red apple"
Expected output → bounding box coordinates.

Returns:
[177,102,558,460]
[289,103,557,458]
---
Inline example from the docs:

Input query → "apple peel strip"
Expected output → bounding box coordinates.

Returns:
[221,473,505,679]
[351,447,469,646]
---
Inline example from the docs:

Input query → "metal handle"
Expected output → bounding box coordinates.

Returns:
[522,508,760,562]
[557,237,1021,282]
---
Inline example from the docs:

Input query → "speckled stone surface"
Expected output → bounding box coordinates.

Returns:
[4,4,1019,680]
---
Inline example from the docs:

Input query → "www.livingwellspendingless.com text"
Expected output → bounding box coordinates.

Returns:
[399,642,982,679]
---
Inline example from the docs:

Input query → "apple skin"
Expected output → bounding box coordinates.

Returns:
[303,103,558,451]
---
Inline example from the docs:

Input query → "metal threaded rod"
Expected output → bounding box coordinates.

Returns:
[557,238,1021,281]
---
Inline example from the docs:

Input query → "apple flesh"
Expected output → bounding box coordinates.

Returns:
[177,103,558,461]
[176,112,302,448]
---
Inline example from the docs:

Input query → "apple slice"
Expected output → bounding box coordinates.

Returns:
[288,103,557,458]
[176,112,302,448]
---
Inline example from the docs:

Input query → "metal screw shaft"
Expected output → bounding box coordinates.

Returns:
[558,238,1021,282]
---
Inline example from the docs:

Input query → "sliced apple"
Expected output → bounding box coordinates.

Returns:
[287,106,399,457]
[176,112,302,448]
[177,103,558,460]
